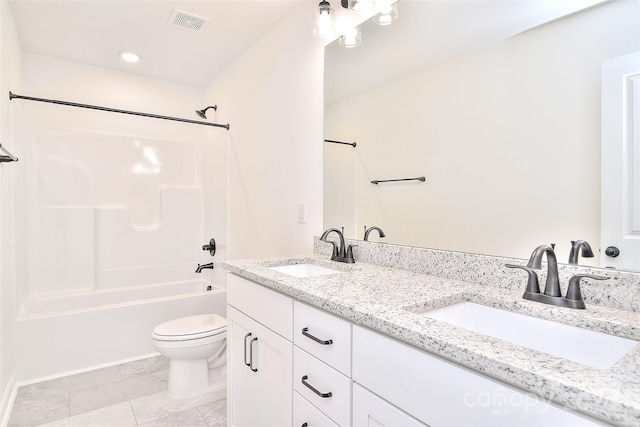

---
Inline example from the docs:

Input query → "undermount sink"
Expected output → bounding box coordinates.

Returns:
[269,263,340,278]
[422,302,638,369]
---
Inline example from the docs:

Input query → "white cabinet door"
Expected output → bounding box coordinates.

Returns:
[228,307,261,427]
[601,51,640,270]
[228,306,293,427]
[353,384,425,427]
[261,327,293,427]
[353,325,607,427]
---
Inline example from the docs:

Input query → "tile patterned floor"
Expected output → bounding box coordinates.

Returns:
[8,356,227,427]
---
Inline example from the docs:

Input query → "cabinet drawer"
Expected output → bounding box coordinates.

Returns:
[294,346,352,427]
[294,391,339,427]
[294,301,351,375]
[227,273,293,340]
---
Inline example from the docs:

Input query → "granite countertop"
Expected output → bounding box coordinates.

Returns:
[223,255,640,426]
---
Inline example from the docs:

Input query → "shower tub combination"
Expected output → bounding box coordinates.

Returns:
[15,279,226,382]
[9,94,230,383]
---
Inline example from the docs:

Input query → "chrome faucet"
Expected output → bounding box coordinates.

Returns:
[320,227,356,263]
[568,240,594,265]
[363,226,386,241]
[195,262,214,273]
[507,244,609,309]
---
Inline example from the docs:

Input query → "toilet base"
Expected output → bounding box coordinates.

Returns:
[168,358,209,399]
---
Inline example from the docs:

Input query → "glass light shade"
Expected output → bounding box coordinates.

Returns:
[339,27,361,48]
[372,3,398,26]
[348,0,375,13]
[313,0,335,38]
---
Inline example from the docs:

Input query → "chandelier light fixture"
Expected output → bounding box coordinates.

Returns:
[344,0,376,13]
[339,26,362,48]
[372,2,398,25]
[314,0,399,46]
[313,0,336,38]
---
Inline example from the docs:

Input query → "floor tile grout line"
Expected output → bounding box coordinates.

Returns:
[129,400,139,426]
[196,405,207,427]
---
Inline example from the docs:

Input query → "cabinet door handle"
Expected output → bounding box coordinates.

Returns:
[302,327,333,345]
[249,336,258,372]
[243,333,252,368]
[301,375,332,398]
[301,424,308,427]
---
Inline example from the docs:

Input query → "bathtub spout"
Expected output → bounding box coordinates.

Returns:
[195,262,214,273]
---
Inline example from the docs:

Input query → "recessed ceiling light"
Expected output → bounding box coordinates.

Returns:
[120,51,140,63]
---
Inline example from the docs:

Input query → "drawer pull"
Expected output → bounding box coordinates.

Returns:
[249,336,258,372]
[301,375,332,398]
[301,424,308,427]
[302,327,333,345]
[243,333,252,368]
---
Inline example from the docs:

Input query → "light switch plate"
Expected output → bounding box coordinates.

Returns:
[297,203,307,224]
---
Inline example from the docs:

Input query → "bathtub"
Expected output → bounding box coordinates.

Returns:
[15,280,226,382]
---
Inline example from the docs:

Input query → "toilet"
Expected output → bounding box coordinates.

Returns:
[152,314,227,399]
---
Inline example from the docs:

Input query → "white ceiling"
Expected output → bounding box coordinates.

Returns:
[8,0,610,94]
[325,0,609,104]
[8,0,307,88]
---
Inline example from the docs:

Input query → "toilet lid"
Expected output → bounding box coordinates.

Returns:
[153,314,226,340]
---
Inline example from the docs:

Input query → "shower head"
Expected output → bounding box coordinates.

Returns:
[195,105,217,119]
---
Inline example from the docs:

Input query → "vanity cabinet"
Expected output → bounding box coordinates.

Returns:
[227,271,608,427]
[293,301,352,426]
[227,274,293,427]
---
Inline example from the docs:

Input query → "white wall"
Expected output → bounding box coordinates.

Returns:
[0,0,21,420]
[325,0,640,263]
[205,3,324,260]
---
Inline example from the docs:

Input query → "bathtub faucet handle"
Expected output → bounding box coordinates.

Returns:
[202,238,216,256]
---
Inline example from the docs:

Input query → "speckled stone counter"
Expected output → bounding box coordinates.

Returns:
[223,251,640,426]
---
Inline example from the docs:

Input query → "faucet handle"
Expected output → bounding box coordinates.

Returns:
[506,264,541,295]
[346,244,357,263]
[566,274,609,307]
[324,240,339,258]
[202,238,216,256]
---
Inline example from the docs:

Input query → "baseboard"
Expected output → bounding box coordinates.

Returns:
[0,373,17,427]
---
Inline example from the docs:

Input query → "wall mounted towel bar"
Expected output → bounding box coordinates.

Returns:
[9,91,230,130]
[324,139,356,148]
[371,176,426,185]
[0,143,18,163]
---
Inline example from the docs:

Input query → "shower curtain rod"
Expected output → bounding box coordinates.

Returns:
[9,92,230,130]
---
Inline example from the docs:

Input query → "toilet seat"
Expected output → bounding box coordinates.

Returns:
[152,314,226,341]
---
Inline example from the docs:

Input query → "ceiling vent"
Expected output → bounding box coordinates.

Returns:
[169,9,210,32]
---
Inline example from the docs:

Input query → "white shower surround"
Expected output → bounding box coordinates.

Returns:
[8,65,227,381]
[10,123,225,381]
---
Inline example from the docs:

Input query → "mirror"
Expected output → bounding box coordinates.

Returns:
[324,0,640,270]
